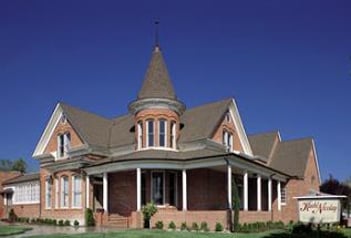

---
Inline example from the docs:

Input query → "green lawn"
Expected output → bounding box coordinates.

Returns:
[28,229,283,238]
[0,225,32,236]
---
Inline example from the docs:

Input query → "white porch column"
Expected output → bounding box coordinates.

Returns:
[86,175,90,209]
[257,175,261,211]
[103,172,108,213]
[227,165,232,209]
[243,171,248,211]
[182,169,187,211]
[268,178,272,211]
[277,180,281,211]
[136,168,141,211]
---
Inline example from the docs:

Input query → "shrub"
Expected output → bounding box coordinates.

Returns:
[64,220,70,226]
[191,222,199,231]
[85,208,95,227]
[168,221,176,230]
[155,221,163,230]
[215,222,223,232]
[53,219,57,226]
[200,221,209,232]
[292,223,312,234]
[58,219,64,226]
[8,209,17,222]
[141,202,157,228]
[74,220,79,226]
[180,222,188,231]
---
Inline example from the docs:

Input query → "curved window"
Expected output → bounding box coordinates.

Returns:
[170,121,176,149]
[146,120,154,147]
[137,121,143,150]
[159,119,167,147]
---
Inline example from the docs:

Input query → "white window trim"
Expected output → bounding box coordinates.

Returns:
[45,177,52,209]
[12,182,40,205]
[171,122,176,149]
[150,171,166,206]
[158,120,167,147]
[55,178,59,208]
[72,175,82,209]
[137,122,143,150]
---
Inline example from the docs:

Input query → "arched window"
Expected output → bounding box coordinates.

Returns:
[60,176,69,208]
[57,132,71,158]
[146,119,154,147]
[223,130,233,152]
[159,119,167,147]
[170,121,176,149]
[137,121,143,150]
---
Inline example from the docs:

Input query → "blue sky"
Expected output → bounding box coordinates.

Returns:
[0,1,350,181]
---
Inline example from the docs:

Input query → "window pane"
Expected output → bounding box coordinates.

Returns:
[147,120,154,147]
[159,120,166,147]
[152,172,164,205]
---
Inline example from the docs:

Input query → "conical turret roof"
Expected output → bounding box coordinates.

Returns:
[137,46,176,100]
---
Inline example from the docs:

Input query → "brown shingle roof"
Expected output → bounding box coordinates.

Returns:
[137,46,176,100]
[179,98,232,143]
[61,103,112,148]
[269,138,313,178]
[248,131,279,161]
[59,98,233,150]
[3,173,40,185]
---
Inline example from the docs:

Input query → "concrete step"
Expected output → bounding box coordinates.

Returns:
[107,214,129,228]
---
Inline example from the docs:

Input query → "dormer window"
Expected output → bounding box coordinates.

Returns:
[170,121,176,149]
[137,121,143,150]
[57,132,71,158]
[159,119,167,147]
[146,120,154,147]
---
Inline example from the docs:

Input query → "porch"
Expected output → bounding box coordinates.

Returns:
[85,155,288,229]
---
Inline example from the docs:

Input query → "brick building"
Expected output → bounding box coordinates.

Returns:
[1,44,321,229]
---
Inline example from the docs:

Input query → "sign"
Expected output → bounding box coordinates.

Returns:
[297,198,342,224]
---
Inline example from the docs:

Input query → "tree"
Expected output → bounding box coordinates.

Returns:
[11,158,26,174]
[320,175,351,217]
[0,158,27,173]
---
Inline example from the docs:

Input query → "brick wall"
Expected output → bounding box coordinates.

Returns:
[187,168,227,210]
[40,168,86,225]
[10,204,40,218]
[0,171,21,218]
[211,114,244,152]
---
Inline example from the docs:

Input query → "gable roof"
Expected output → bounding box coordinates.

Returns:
[3,173,40,185]
[179,98,232,143]
[269,138,313,178]
[248,131,280,162]
[60,103,112,148]
[137,46,177,100]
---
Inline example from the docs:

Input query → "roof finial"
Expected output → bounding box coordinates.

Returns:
[154,20,160,48]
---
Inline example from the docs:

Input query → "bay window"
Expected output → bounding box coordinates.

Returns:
[159,119,167,147]
[170,121,176,149]
[45,177,52,208]
[146,120,154,147]
[60,176,69,208]
[72,176,82,208]
[137,121,143,149]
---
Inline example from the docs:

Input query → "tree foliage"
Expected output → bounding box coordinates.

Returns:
[320,175,351,216]
[0,158,27,173]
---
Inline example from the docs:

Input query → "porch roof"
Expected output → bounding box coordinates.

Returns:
[84,148,290,181]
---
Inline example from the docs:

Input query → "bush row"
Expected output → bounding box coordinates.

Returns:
[154,221,223,232]
[237,220,285,233]
[15,216,78,226]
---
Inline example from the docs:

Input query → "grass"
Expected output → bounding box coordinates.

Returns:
[28,229,284,238]
[342,228,351,237]
[0,225,32,236]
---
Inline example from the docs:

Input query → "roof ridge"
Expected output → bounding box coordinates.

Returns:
[248,130,280,137]
[59,102,111,122]
[279,137,313,144]
[185,97,232,112]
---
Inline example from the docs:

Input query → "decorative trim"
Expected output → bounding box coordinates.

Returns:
[129,98,186,115]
